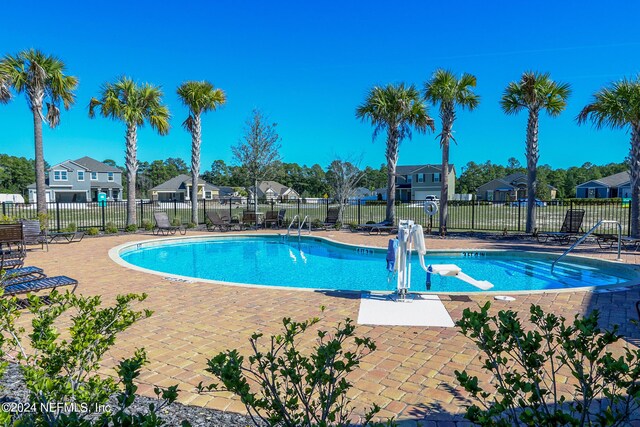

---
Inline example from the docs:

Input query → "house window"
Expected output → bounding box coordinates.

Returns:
[107,172,114,182]
[77,171,85,181]
[205,191,212,199]
[417,173,425,183]
[53,170,68,181]
[91,172,98,181]
[432,173,441,182]
[487,190,494,201]
[407,175,412,184]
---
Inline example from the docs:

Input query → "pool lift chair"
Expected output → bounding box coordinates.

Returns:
[391,220,493,302]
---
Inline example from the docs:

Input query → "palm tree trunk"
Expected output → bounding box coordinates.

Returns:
[385,132,399,224]
[630,124,640,237]
[525,110,540,234]
[125,124,138,227]
[32,106,47,214]
[190,113,202,224]
[439,107,454,236]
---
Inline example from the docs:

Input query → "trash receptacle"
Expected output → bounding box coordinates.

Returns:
[98,192,107,207]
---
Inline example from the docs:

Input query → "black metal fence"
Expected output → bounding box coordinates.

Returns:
[0,199,632,235]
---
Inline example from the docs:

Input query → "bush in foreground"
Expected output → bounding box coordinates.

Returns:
[455,302,640,426]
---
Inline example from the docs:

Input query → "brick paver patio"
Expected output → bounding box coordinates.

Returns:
[20,230,640,425]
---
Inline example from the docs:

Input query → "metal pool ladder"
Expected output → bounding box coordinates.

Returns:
[287,215,311,238]
[551,219,623,274]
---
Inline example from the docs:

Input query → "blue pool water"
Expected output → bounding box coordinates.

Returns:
[118,236,640,293]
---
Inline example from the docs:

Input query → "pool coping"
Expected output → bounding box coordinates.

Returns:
[108,233,640,296]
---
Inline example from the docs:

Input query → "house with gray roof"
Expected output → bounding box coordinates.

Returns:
[476,172,557,202]
[248,181,300,202]
[394,164,456,202]
[27,156,123,203]
[576,171,631,198]
[150,174,220,202]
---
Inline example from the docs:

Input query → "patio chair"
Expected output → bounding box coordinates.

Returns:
[537,209,585,244]
[0,224,25,269]
[1,266,46,286]
[21,219,48,251]
[153,212,186,236]
[2,275,78,297]
[353,220,397,235]
[264,210,280,229]
[206,211,232,232]
[323,207,340,229]
[241,210,258,229]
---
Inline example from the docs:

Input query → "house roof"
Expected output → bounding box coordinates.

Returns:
[577,171,630,188]
[251,181,298,197]
[150,174,219,192]
[73,156,122,173]
[395,164,455,175]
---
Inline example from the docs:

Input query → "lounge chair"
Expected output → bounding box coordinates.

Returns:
[1,266,46,286]
[21,219,48,251]
[48,230,86,243]
[206,211,233,232]
[241,211,258,229]
[153,212,186,236]
[354,220,397,235]
[537,209,585,244]
[323,207,340,229]
[2,275,78,296]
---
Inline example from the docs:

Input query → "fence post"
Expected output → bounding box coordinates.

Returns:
[1,202,5,217]
[229,198,232,219]
[174,200,177,218]
[517,200,521,232]
[139,200,144,226]
[101,203,106,231]
[471,198,475,230]
[628,201,632,236]
[357,200,361,225]
[569,200,574,233]
[297,198,300,216]
[55,201,61,232]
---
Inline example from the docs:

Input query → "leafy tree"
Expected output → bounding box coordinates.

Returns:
[0,61,11,104]
[456,302,640,426]
[424,69,480,235]
[202,159,232,186]
[501,72,570,233]
[177,80,226,223]
[232,109,281,213]
[578,76,640,236]
[89,77,170,226]
[356,83,434,224]
[102,158,117,167]
[0,154,35,195]
[1,49,78,214]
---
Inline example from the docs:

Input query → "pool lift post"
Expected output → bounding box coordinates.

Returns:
[391,219,494,302]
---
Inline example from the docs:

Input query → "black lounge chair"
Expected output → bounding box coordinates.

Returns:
[537,209,585,244]
[241,210,258,229]
[21,219,48,251]
[2,275,78,296]
[1,266,46,286]
[353,220,397,235]
[264,209,286,229]
[323,207,340,229]
[0,224,26,269]
[206,211,234,232]
[153,212,186,236]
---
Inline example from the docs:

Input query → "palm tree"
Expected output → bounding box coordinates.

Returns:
[356,84,434,224]
[0,61,12,104]
[1,50,78,213]
[501,72,570,233]
[578,77,640,237]
[89,77,170,227]
[424,69,480,235]
[177,81,226,224]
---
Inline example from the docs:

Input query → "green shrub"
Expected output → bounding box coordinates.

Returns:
[199,315,392,427]
[105,222,119,234]
[87,227,100,236]
[333,220,342,230]
[187,221,197,229]
[37,212,50,231]
[141,219,154,231]
[171,217,182,226]
[0,290,182,426]
[455,302,640,426]
[0,215,15,224]
[311,218,324,229]
[125,223,138,233]
[63,222,77,232]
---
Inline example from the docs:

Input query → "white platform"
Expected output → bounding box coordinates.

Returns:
[357,293,455,327]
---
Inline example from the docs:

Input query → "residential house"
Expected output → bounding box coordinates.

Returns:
[27,156,123,203]
[248,181,300,202]
[393,164,456,202]
[576,171,631,198]
[352,187,374,199]
[476,172,557,201]
[150,174,219,202]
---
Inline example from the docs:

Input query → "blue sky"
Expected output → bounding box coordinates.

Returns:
[1,0,639,174]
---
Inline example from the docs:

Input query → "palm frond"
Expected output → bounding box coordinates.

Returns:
[577,76,640,130]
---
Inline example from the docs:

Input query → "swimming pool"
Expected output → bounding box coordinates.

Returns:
[112,235,640,293]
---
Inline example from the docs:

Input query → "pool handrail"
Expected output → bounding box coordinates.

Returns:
[551,219,622,274]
